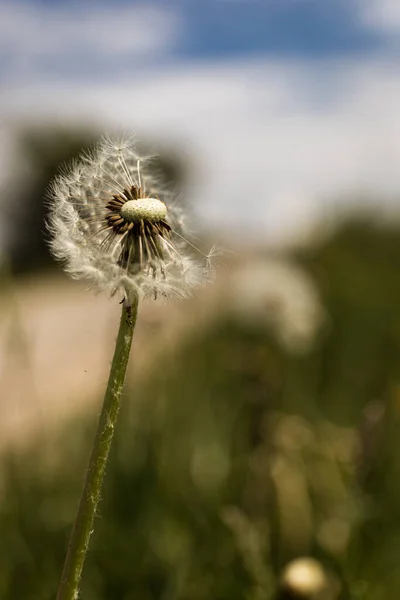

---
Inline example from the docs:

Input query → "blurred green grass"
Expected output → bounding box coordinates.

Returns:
[2,218,400,599]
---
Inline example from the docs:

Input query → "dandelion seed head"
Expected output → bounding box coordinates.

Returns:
[280,557,330,598]
[47,135,214,300]
[230,258,325,353]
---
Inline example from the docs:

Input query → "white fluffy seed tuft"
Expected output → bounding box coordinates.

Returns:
[47,135,214,300]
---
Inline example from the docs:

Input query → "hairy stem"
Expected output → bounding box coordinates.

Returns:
[56,294,139,600]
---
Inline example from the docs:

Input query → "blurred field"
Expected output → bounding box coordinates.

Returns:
[0,270,213,453]
[2,217,400,599]
[2,1,400,597]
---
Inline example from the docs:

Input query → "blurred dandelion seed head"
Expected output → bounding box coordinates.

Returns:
[280,557,329,598]
[47,135,213,299]
[230,258,325,353]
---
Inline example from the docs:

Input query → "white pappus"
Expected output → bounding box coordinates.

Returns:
[47,135,216,301]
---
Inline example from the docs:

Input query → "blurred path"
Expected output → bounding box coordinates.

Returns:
[0,273,216,453]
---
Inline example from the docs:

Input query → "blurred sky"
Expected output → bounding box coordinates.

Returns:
[1,0,400,244]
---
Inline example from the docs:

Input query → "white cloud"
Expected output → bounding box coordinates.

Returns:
[2,56,400,246]
[2,0,400,246]
[0,1,180,78]
[356,0,400,34]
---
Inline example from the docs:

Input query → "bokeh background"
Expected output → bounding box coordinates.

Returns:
[2,1,400,598]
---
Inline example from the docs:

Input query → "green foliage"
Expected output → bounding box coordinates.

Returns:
[2,218,400,599]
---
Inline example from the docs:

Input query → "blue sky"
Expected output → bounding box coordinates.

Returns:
[1,0,400,246]
[17,0,385,59]
[0,0,393,81]
[176,0,383,60]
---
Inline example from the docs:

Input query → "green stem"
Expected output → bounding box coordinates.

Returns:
[56,294,139,600]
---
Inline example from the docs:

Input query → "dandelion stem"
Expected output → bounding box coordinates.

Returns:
[56,293,139,600]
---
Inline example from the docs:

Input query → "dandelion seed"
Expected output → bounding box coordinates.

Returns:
[48,135,213,300]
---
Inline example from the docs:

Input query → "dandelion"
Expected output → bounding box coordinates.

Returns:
[48,135,213,302]
[229,258,325,353]
[49,135,214,600]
